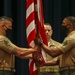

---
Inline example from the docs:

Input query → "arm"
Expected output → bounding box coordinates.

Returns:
[34,37,63,57]
[19,54,33,59]
[34,56,59,67]
[12,46,37,59]
[44,57,59,66]
[41,43,63,57]
[0,36,37,59]
[35,37,75,57]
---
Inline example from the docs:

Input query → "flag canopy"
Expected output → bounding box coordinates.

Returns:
[26,0,48,75]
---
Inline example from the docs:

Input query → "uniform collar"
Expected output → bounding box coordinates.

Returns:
[48,39,55,46]
[67,30,75,37]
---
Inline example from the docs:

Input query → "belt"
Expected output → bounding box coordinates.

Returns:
[0,67,15,72]
[40,68,59,72]
[59,66,75,71]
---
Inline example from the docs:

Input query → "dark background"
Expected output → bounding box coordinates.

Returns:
[0,0,75,75]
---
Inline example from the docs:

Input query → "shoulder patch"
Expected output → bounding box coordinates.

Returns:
[62,41,68,46]
[4,40,10,47]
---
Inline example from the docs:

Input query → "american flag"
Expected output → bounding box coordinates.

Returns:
[26,0,48,75]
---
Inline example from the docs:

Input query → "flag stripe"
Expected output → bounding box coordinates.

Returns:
[26,3,34,19]
[26,0,34,9]
[26,20,35,37]
[26,12,35,28]
[27,29,36,46]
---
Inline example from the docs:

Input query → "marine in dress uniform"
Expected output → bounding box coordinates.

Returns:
[39,23,60,75]
[35,16,75,75]
[0,16,37,75]
[40,39,60,75]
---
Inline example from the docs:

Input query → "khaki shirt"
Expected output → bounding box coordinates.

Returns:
[40,39,60,72]
[0,35,16,69]
[58,31,75,67]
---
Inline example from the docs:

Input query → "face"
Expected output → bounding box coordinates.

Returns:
[0,20,12,36]
[44,24,52,41]
[5,21,12,29]
[61,18,71,34]
[62,18,70,27]
[4,21,12,36]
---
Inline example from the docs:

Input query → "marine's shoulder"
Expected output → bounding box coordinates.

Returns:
[52,39,60,44]
[0,35,8,41]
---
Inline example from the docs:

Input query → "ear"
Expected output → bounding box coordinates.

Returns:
[69,23,72,27]
[1,23,7,30]
[51,30,53,33]
[2,24,5,27]
[0,22,4,27]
